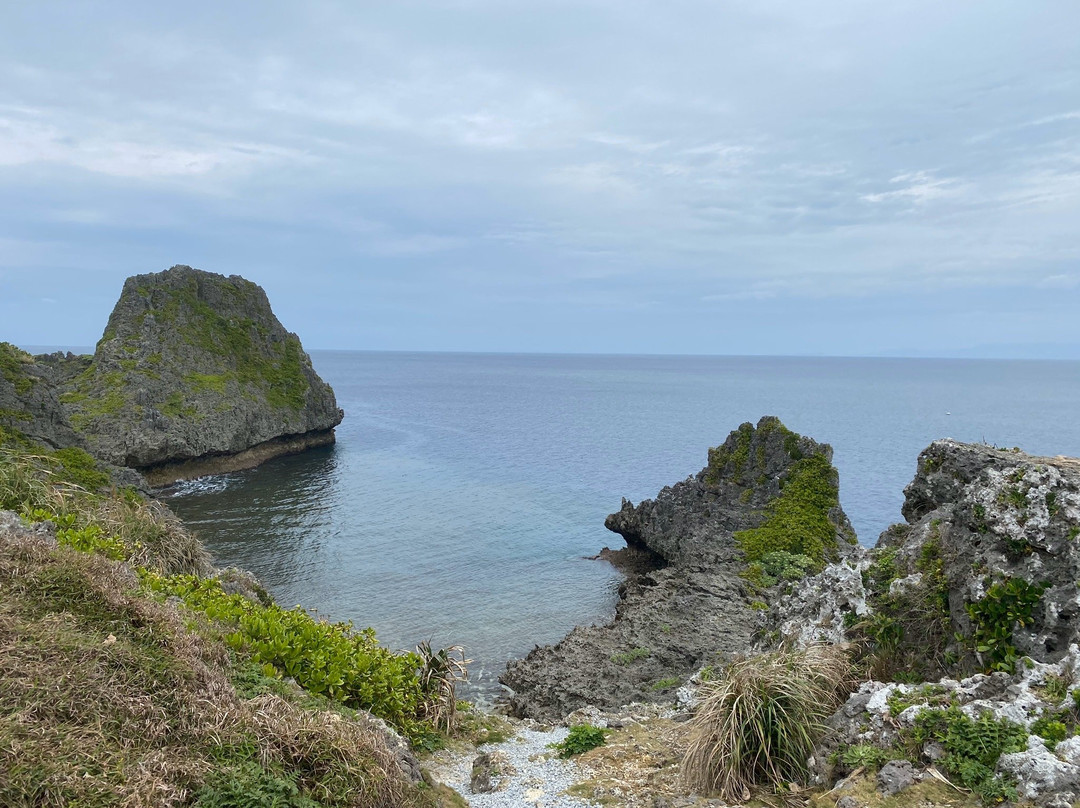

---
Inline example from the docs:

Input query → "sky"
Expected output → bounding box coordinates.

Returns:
[1,1,1078,357]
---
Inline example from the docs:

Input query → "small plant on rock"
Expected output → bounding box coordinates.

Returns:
[551,724,608,758]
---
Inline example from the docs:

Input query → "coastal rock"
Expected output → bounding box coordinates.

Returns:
[0,342,86,451]
[878,440,1080,672]
[57,266,343,484]
[501,416,857,721]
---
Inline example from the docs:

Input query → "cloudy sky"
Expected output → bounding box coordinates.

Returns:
[1,1,1078,356]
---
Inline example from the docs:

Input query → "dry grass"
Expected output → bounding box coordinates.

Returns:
[682,644,856,801]
[0,446,210,575]
[0,522,436,808]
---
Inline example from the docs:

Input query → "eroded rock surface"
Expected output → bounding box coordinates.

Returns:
[56,266,343,482]
[502,416,857,721]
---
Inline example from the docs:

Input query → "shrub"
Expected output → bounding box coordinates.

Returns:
[966,578,1046,673]
[682,644,855,799]
[141,572,463,744]
[552,725,608,758]
[1031,716,1069,749]
[912,706,1026,803]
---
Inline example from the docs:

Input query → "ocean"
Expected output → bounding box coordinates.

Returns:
[165,351,1080,697]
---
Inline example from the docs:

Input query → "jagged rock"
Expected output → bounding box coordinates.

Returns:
[876,759,917,795]
[998,735,1080,807]
[764,555,869,649]
[880,440,1080,669]
[502,416,857,720]
[56,266,343,484]
[0,343,87,451]
[469,750,514,793]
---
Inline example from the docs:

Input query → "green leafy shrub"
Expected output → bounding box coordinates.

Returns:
[744,551,819,588]
[912,706,1026,803]
[194,761,318,808]
[966,578,1046,673]
[1031,716,1069,749]
[50,447,111,491]
[552,724,608,758]
[140,572,458,744]
[682,645,855,799]
[56,523,128,560]
[837,743,900,770]
[652,676,679,691]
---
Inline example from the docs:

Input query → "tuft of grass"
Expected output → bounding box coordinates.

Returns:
[682,644,856,800]
[611,646,651,665]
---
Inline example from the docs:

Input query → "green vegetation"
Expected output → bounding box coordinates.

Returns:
[854,533,953,681]
[141,572,464,746]
[1030,716,1069,749]
[682,645,855,799]
[885,684,955,716]
[611,646,650,665]
[651,676,679,691]
[551,725,608,758]
[735,452,841,570]
[911,706,1026,803]
[966,577,1046,673]
[742,551,818,588]
[0,439,458,807]
[0,342,35,395]
[834,743,903,771]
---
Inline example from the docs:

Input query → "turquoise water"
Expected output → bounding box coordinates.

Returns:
[165,352,1080,695]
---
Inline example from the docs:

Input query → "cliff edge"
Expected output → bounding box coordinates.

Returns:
[56,265,343,484]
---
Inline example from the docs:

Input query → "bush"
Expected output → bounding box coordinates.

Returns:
[141,572,464,744]
[552,725,608,757]
[682,644,855,799]
[912,706,1026,803]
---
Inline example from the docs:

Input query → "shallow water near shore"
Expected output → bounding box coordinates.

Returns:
[166,351,1080,699]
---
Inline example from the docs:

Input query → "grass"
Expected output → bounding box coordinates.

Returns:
[0,342,36,395]
[611,646,651,665]
[0,532,436,808]
[682,644,855,800]
[0,439,459,807]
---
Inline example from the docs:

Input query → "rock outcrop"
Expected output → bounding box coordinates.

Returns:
[501,416,858,721]
[56,266,343,484]
[0,342,86,451]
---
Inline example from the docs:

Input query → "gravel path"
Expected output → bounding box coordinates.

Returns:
[431,724,599,807]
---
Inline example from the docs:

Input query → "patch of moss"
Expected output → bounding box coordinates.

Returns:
[734,452,839,568]
[185,372,230,395]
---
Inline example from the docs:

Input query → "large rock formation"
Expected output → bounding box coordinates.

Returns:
[0,342,86,451]
[57,266,343,484]
[501,416,858,721]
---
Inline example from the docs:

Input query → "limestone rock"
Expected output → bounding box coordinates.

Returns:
[876,759,917,796]
[470,750,514,793]
[502,416,857,720]
[882,440,1080,668]
[57,266,343,483]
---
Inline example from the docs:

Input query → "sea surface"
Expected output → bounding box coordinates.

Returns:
[165,352,1080,697]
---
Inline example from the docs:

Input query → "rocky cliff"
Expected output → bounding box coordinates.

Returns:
[0,342,86,451]
[56,266,343,484]
[501,416,858,720]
